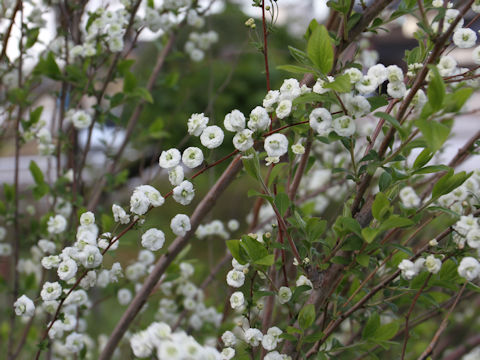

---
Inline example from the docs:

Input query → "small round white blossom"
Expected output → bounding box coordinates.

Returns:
[230,291,244,309]
[226,269,245,288]
[224,110,246,132]
[387,82,406,99]
[264,134,288,158]
[170,214,191,236]
[221,347,235,360]
[233,129,254,151]
[159,148,181,169]
[399,186,421,209]
[41,281,62,301]
[425,255,442,274]
[187,113,209,136]
[309,108,332,135]
[58,258,78,281]
[332,116,356,137]
[277,286,292,304]
[168,165,184,186]
[248,106,270,132]
[458,257,480,281]
[275,100,292,119]
[112,204,130,224]
[173,180,195,205]
[467,228,480,248]
[130,190,150,215]
[71,110,92,130]
[14,295,35,317]
[200,126,224,149]
[141,228,165,251]
[453,28,477,49]
[80,211,95,226]
[227,219,239,231]
[222,331,237,347]
[182,147,204,168]
[398,259,416,280]
[279,78,301,101]
[245,328,263,347]
[47,214,67,234]
[118,288,133,305]
[263,90,280,112]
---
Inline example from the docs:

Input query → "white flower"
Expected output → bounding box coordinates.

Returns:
[0,243,12,256]
[344,68,363,83]
[173,180,195,205]
[38,239,55,254]
[277,286,292,304]
[182,147,204,168]
[313,76,334,94]
[263,90,280,112]
[262,334,278,351]
[130,190,150,215]
[71,110,92,130]
[248,106,270,132]
[438,56,457,76]
[79,270,97,289]
[332,115,356,137]
[65,332,84,354]
[168,165,184,186]
[454,215,479,236]
[80,211,95,226]
[41,255,61,269]
[264,351,285,360]
[188,113,209,136]
[467,228,480,248]
[47,214,67,234]
[367,64,387,84]
[398,259,416,280]
[141,228,165,251]
[201,126,224,149]
[425,255,442,274]
[112,204,130,224]
[228,219,240,231]
[344,94,371,118]
[226,269,245,288]
[233,129,254,151]
[78,244,103,268]
[230,291,244,309]
[291,143,305,155]
[221,347,235,360]
[170,214,191,236]
[136,185,164,207]
[355,75,378,94]
[296,275,313,289]
[387,82,406,99]
[159,148,181,169]
[264,134,288,158]
[309,108,332,135]
[130,331,153,358]
[224,110,246,132]
[58,258,78,281]
[14,295,35,317]
[275,100,292,119]
[279,78,301,101]
[41,281,62,301]
[118,288,133,305]
[245,328,263,347]
[222,331,237,347]
[399,186,421,208]
[453,28,477,49]
[458,257,480,281]
[386,65,404,83]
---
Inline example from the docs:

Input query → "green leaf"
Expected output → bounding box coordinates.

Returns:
[412,165,450,175]
[277,64,313,74]
[29,161,44,185]
[372,192,390,221]
[427,66,445,112]
[255,254,275,266]
[299,304,316,329]
[362,227,379,244]
[288,46,311,65]
[303,332,324,343]
[323,74,351,93]
[123,71,137,93]
[241,236,267,262]
[307,24,334,74]
[374,322,399,341]
[368,95,388,111]
[242,149,261,181]
[274,193,290,217]
[26,27,40,49]
[306,218,327,243]
[413,148,433,169]
[356,254,370,267]
[268,163,287,188]
[34,52,61,80]
[445,87,473,113]
[432,169,472,200]
[132,87,153,103]
[362,313,380,339]
[379,171,392,192]
[374,112,406,140]
[415,118,451,152]
[226,240,248,265]
[379,215,414,231]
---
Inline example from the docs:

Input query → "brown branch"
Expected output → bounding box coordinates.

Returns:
[0,0,21,62]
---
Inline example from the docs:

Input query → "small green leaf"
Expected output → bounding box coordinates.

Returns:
[274,192,290,217]
[427,66,445,112]
[241,236,267,262]
[277,64,314,74]
[375,111,406,140]
[226,240,248,265]
[412,165,450,175]
[379,215,414,231]
[323,74,351,93]
[255,254,275,266]
[299,304,316,329]
[432,169,472,199]
[29,161,44,185]
[362,227,379,243]
[362,313,380,339]
[415,118,451,152]
[356,254,370,267]
[413,148,433,169]
[372,192,390,221]
[374,322,399,341]
[307,24,334,74]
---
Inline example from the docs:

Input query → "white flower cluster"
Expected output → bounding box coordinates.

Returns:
[399,186,421,209]
[130,321,221,359]
[438,171,480,217]
[0,226,12,256]
[185,31,219,62]
[65,109,92,130]
[195,219,229,239]
[398,254,442,280]
[130,184,164,215]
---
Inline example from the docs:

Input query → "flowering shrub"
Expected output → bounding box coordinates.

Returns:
[1,0,480,359]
